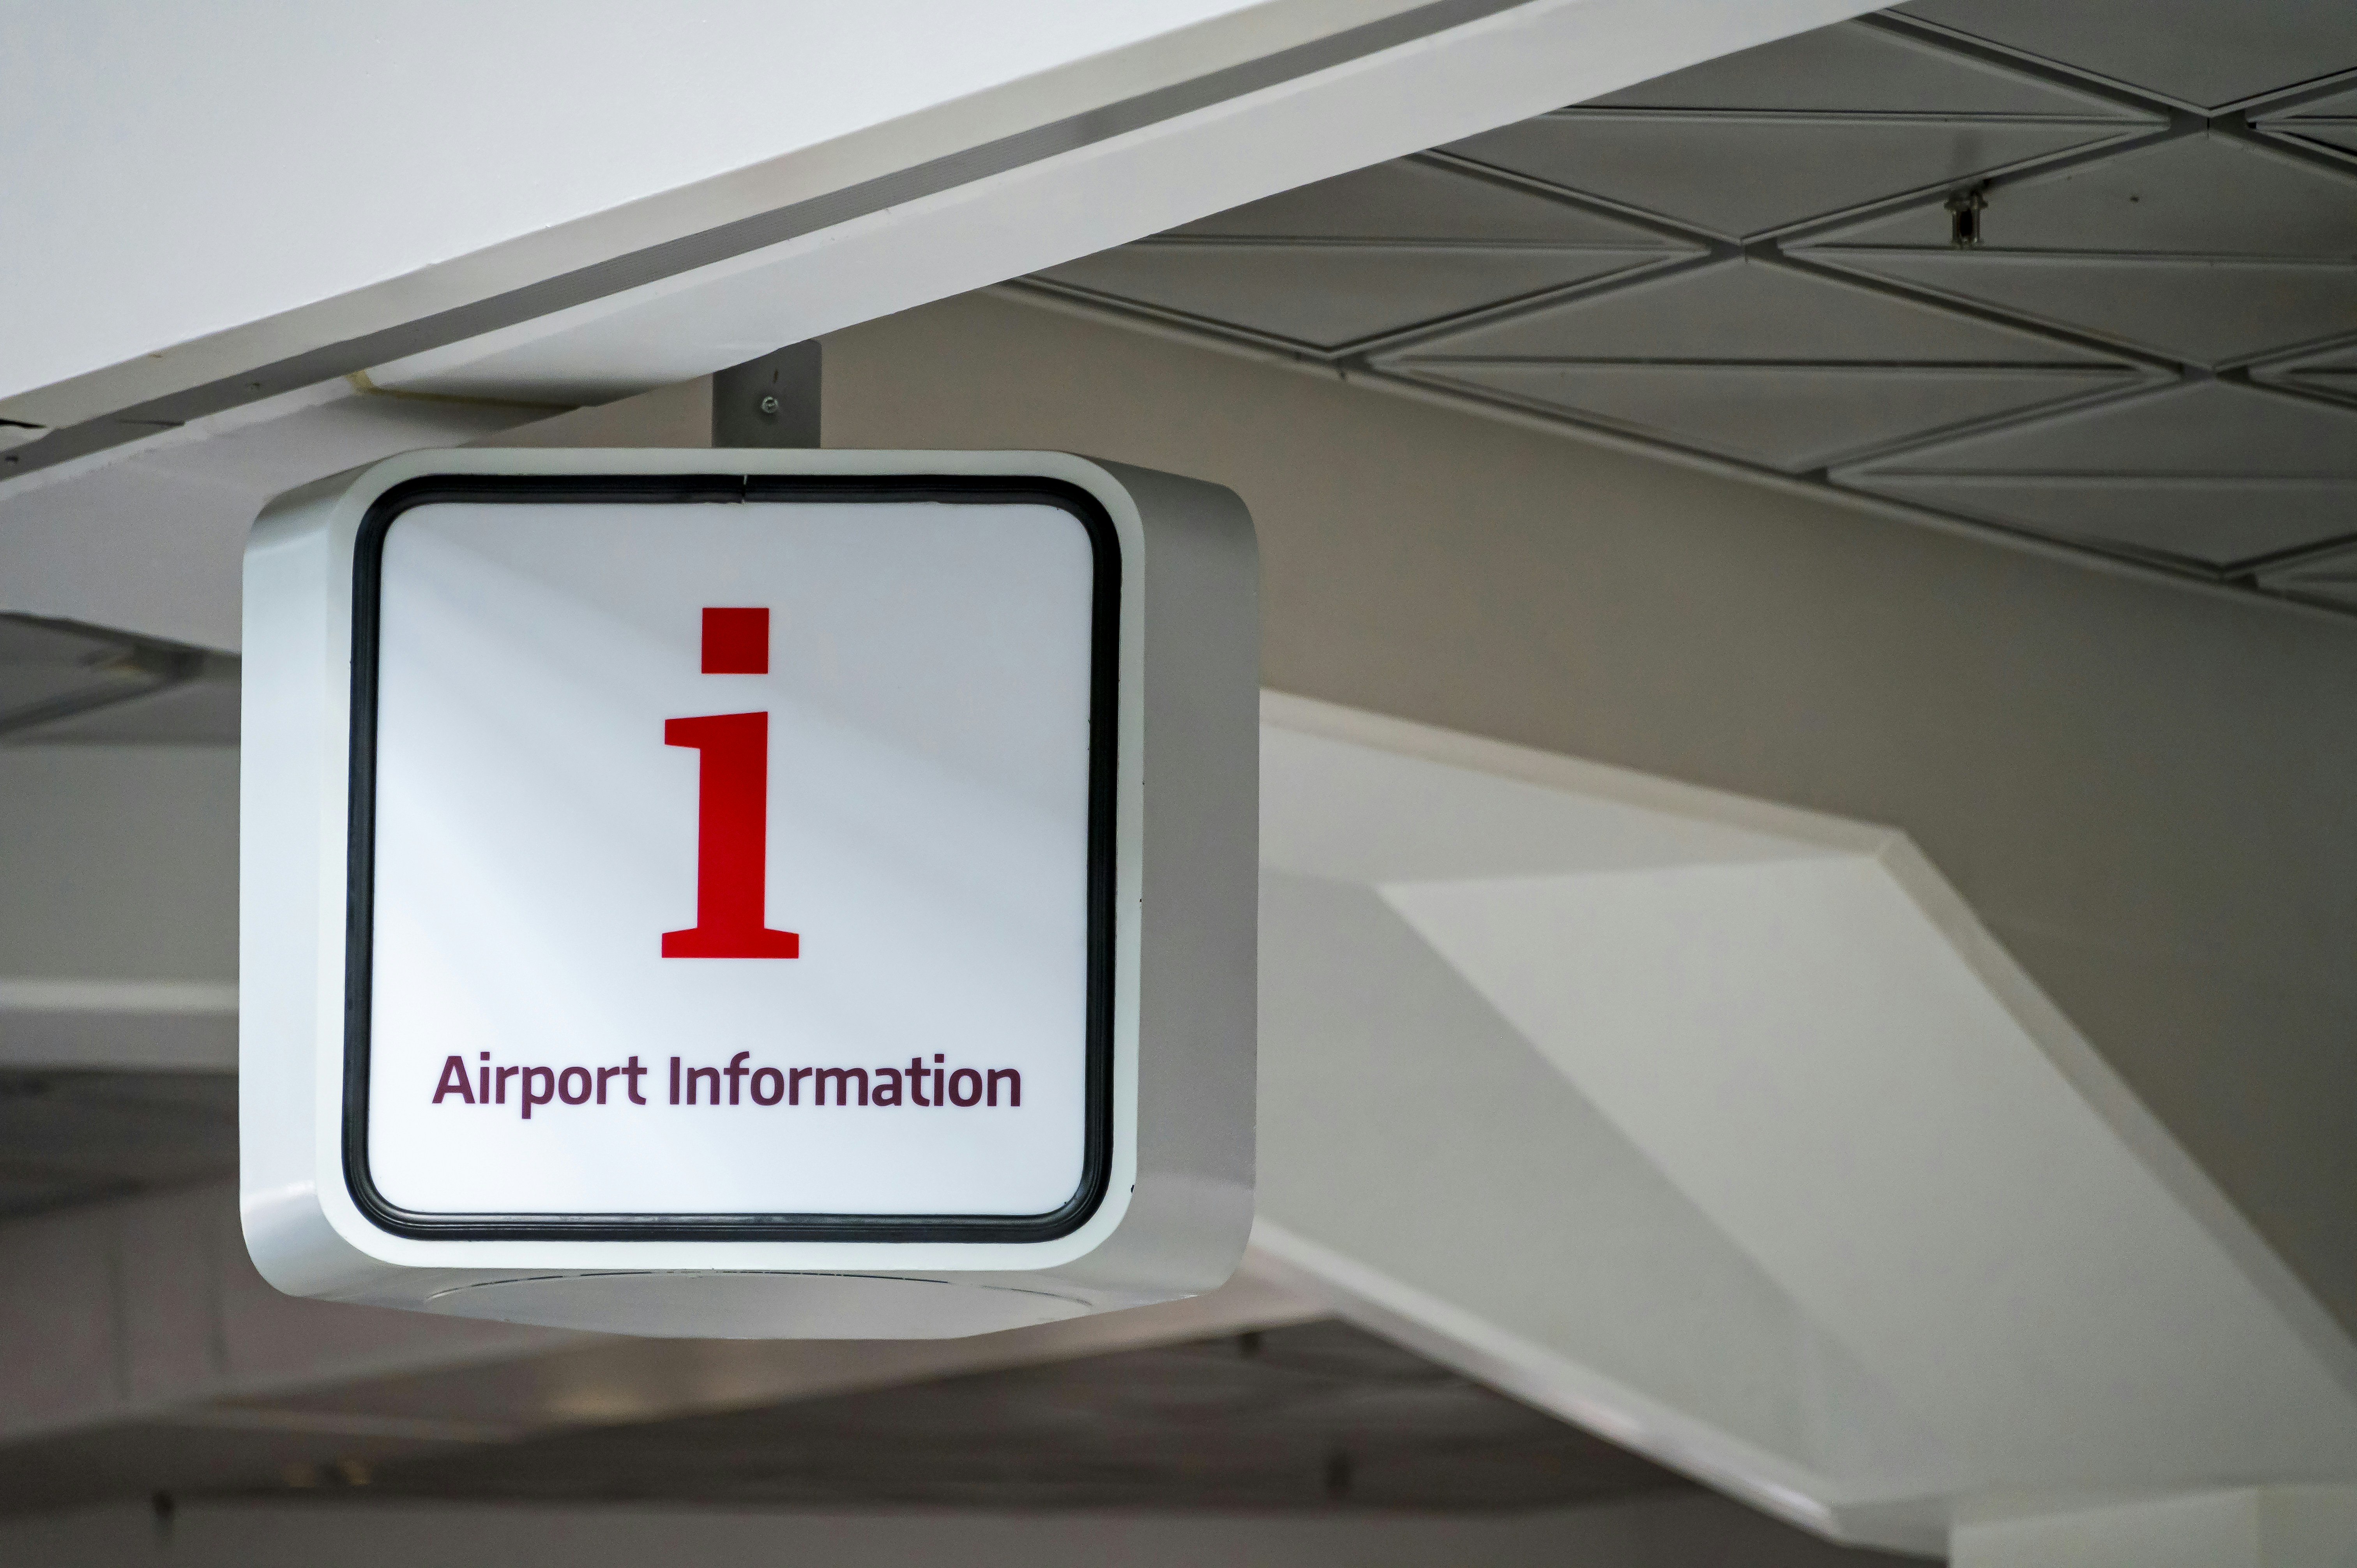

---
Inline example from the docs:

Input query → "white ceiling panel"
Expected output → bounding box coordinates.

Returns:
[2253,342,2357,404]
[1794,255,2357,368]
[2255,82,2357,164]
[1796,136,2357,365]
[1033,245,1679,351]
[1444,117,2142,241]
[1844,380,2357,477]
[1392,362,2140,472]
[1804,135,2357,254]
[1896,0,2357,110]
[1384,260,2126,363]
[1838,382,2357,565]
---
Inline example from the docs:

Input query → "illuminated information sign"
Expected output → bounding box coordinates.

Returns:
[241,450,1257,1337]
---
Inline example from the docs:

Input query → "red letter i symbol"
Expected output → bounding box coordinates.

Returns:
[663,608,799,959]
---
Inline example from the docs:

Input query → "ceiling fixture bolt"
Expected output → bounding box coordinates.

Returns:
[1946,184,1989,249]
[757,394,781,416]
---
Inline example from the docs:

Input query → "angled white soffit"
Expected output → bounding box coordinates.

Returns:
[0,0,1881,651]
[1248,693,2357,1554]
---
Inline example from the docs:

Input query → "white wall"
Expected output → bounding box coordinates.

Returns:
[820,289,2357,1346]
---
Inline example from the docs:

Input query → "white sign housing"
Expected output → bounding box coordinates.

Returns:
[240,450,1258,1338]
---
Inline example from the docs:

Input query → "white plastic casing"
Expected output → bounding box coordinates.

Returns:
[240,449,1257,1338]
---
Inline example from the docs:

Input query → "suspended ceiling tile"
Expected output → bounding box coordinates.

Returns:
[1392,362,2141,473]
[1030,244,1676,353]
[1445,117,2137,242]
[1167,158,1692,248]
[1796,137,2357,365]
[1586,18,2158,117]
[2252,342,2357,403]
[1837,381,2357,565]
[2255,82,2357,163]
[1845,379,2357,475]
[1804,136,2357,256]
[1383,260,2127,364]
[2274,123,2357,159]
[2257,543,2357,608]
[1896,0,2357,110]
[2264,366,2357,401]
[1445,19,2156,240]
[1797,254,2357,368]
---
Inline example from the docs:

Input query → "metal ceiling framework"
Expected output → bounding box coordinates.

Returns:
[1018,0,2357,615]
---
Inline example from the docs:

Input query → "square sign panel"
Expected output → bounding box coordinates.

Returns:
[241,451,1256,1338]
[357,478,1112,1234]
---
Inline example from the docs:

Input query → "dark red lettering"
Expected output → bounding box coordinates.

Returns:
[871,1068,902,1106]
[521,1066,555,1119]
[789,1066,811,1104]
[751,1067,784,1105]
[949,1068,981,1107]
[813,1067,868,1107]
[496,1065,519,1104]
[988,1068,1020,1107]
[662,712,798,959]
[432,1055,475,1104]
[558,1067,591,1105]
[686,1066,719,1105]
[700,607,769,674]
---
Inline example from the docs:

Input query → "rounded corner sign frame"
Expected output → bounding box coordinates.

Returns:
[338,471,1122,1245]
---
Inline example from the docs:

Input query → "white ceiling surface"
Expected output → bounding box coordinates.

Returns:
[0,0,1880,654]
[351,0,1874,402]
[0,0,1451,421]
[1025,0,2357,613]
[1250,693,2357,1555]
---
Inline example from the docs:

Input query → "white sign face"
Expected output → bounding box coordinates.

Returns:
[351,482,1111,1233]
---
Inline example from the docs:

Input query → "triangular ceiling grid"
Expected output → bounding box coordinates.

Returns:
[1398,362,2143,474]
[1013,0,2357,614]
[2256,542,2357,610]
[1381,260,2130,365]
[2255,80,2357,164]
[2251,340,2357,405]
[1793,137,2357,367]
[1033,159,1700,355]
[1894,0,2357,112]
[1440,19,2157,240]
[1836,382,2357,568]
[1033,245,1684,355]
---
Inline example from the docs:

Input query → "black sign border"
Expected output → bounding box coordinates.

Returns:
[343,472,1121,1243]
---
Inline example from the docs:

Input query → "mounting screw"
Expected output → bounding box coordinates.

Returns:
[1946,184,1988,249]
[757,394,780,416]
